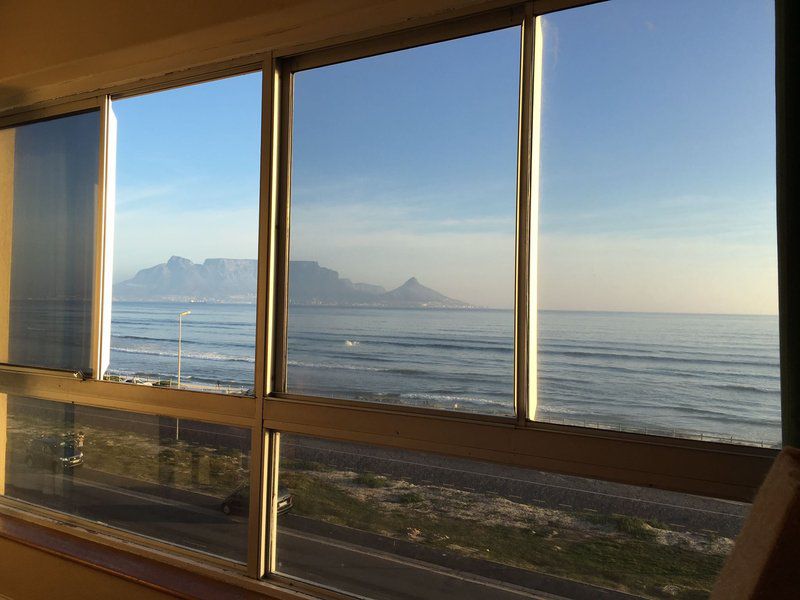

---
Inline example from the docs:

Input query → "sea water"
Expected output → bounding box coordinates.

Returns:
[108,302,781,446]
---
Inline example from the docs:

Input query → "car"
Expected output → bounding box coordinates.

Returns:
[221,485,293,516]
[25,435,84,470]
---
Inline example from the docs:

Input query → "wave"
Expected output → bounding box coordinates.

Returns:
[112,334,254,349]
[110,346,255,363]
[707,383,779,395]
[543,349,776,368]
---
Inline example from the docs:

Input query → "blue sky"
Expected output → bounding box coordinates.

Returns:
[111,0,776,314]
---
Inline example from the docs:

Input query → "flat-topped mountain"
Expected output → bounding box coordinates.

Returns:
[115,257,472,308]
[115,256,258,303]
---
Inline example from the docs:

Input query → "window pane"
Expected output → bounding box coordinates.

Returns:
[275,434,744,599]
[535,0,779,446]
[0,111,100,372]
[105,73,261,394]
[287,28,520,415]
[1,394,251,562]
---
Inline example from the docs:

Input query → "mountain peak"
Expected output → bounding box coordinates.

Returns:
[167,255,193,267]
[382,276,468,308]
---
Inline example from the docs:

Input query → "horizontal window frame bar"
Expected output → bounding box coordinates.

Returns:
[282,5,525,73]
[270,391,518,425]
[0,371,258,427]
[264,394,776,502]
[532,0,607,16]
[107,57,264,102]
[0,363,86,381]
[0,97,102,130]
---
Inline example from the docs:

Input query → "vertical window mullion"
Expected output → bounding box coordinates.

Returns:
[250,53,280,578]
[90,95,116,381]
[516,4,536,425]
[272,63,294,396]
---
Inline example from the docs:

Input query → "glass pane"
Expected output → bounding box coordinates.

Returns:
[287,28,521,415]
[1,394,251,562]
[276,434,745,599]
[0,111,100,372]
[105,73,261,394]
[535,0,779,446]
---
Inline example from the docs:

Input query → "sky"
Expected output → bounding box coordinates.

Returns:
[111,0,776,314]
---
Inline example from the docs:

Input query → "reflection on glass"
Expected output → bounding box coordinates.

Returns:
[1,395,251,562]
[535,0,779,446]
[105,73,262,394]
[0,111,100,372]
[276,434,744,599]
[287,28,521,415]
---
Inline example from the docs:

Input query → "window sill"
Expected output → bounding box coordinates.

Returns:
[0,509,309,600]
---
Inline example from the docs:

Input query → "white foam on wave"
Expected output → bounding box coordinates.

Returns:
[110,346,255,363]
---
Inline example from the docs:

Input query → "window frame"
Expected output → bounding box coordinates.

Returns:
[0,0,784,594]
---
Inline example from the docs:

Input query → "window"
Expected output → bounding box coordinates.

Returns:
[105,73,262,394]
[276,433,747,599]
[534,0,779,447]
[0,1,783,599]
[0,111,100,373]
[285,27,520,415]
[3,395,251,562]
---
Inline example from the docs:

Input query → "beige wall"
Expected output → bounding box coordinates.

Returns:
[0,0,515,112]
[0,535,176,600]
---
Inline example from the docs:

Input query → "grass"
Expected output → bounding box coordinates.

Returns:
[354,473,389,488]
[281,470,724,599]
[396,491,424,504]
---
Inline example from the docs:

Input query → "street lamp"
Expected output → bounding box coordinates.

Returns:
[176,310,191,442]
[177,310,191,388]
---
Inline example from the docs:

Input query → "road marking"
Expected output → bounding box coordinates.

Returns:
[281,529,563,599]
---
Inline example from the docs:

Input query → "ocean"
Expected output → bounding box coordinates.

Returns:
[107,302,781,447]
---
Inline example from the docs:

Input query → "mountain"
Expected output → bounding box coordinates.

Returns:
[114,256,257,302]
[115,257,472,308]
[378,277,469,308]
[288,261,386,305]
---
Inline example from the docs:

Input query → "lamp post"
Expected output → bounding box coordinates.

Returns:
[176,310,191,442]
[177,310,191,388]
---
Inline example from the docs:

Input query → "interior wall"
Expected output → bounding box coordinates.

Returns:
[0,536,175,600]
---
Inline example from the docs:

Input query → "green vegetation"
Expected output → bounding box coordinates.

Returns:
[282,468,726,599]
[396,491,424,505]
[354,473,389,488]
